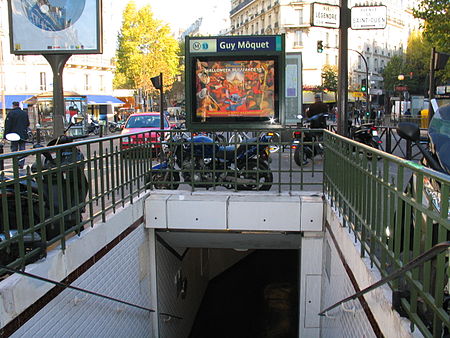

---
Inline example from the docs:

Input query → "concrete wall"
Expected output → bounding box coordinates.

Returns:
[1,195,155,337]
[154,240,209,338]
[320,203,416,338]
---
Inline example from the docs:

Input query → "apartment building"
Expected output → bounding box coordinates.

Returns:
[0,0,122,121]
[229,0,421,101]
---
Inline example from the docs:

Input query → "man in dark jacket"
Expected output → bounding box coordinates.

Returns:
[4,101,30,168]
[307,94,328,128]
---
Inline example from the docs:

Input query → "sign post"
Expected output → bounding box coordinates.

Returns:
[8,0,103,136]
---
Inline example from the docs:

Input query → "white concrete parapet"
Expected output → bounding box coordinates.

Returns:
[145,191,323,233]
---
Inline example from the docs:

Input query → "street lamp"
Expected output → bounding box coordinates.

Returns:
[397,74,406,115]
[349,49,370,117]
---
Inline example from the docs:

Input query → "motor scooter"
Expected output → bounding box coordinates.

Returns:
[85,119,100,135]
[292,113,328,166]
[348,121,383,149]
[0,116,89,269]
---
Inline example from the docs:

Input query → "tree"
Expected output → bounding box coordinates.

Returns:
[413,0,450,81]
[114,2,180,95]
[413,0,450,52]
[321,65,338,92]
[382,55,406,93]
[320,65,338,101]
[404,31,432,95]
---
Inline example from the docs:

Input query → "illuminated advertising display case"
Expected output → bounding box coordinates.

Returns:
[186,35,285,130]
[8,0,102,54]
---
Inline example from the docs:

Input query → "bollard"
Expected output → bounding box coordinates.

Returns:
[385,127,392,154]
[0,143,3,171]
[36,128,41,144]
[406,139,412,160]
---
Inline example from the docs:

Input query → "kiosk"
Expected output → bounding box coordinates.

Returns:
[185,35,285,130]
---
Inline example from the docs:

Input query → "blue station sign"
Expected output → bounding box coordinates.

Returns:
[190,36,282,53]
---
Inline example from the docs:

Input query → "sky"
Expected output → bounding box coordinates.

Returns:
[125,0,231,35]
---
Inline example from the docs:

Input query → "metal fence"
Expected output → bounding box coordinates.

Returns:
[1,128,448,336]
[324,132,449,337]
[0,128,324,275]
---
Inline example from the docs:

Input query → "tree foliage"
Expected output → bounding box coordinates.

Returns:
[413,0,450,82]
[382,55,406,94]
[383,30,448,95]
[321,65,338,92]
[404,31,432,94]
[114,2,180,93]
[413,0,450,51]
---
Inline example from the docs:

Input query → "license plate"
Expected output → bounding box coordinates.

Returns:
[371,131,378,136]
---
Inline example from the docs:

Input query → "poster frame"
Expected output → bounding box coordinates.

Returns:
[8,0,103,55]
[185,34,285,131]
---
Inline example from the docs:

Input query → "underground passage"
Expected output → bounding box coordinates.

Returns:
[189,249,299,338]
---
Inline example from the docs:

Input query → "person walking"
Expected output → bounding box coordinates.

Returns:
[307,93,328,128]
[4,101,30,168]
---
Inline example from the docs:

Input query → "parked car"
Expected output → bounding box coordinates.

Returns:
[120,112,172,152]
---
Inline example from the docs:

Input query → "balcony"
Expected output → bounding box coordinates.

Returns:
[230,0,255,16]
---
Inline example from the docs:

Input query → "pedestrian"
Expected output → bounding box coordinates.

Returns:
[307,93,328,128]
[4,101,30,168]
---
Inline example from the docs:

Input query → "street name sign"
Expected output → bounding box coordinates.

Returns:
[351,5,387,30]
[311,3,340,29]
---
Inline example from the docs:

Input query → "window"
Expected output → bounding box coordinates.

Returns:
[100,75,105,91]
[294,30,303,47]
[40,72,46,91]
[326,32,330,45]
[296,9,303,25]
[84,74,90,91]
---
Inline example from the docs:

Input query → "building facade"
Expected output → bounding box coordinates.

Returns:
[0,0,121,122]
[229,0,421,106]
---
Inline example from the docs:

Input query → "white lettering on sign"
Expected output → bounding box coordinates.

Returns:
[219,41,236,51]
[237,41,270,50]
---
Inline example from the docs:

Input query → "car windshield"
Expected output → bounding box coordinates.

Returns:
[429,101,450,174]
[125,115,168,128]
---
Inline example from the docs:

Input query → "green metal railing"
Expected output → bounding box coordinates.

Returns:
[324,131,449,337]
[1,127,448,336]
[0,128,323,275]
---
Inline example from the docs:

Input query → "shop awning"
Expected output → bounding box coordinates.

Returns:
[86,95,124,105]
[0,95,33,109]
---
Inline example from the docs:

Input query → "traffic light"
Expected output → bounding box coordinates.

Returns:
[361,79,367,92]
[317,40,323,53]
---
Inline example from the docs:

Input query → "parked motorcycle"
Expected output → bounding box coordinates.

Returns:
[292,113,328,166]
[108,120,125,133]
[348,121,383,149]
[0,116,89,268]
[85,119,100,135]
[146,132,273,191]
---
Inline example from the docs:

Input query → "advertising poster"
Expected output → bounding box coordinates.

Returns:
[195,59,276,121]
[9,0,101,53]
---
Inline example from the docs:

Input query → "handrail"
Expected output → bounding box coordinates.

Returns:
[318,241,450,316]
[0,265,183,320]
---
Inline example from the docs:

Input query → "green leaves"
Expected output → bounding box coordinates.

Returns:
[114,2,180,93]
